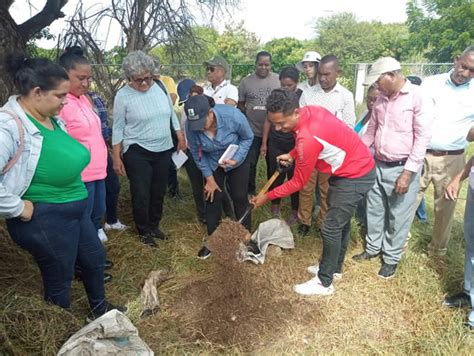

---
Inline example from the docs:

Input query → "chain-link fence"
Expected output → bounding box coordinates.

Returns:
[89,62,282,107]
[89,61,454,107]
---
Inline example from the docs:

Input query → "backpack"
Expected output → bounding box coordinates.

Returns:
[1,110,25,174]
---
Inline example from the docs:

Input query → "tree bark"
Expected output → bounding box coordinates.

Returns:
[0,4,24,103]
[0,0,68,103]
[17,0,68,42]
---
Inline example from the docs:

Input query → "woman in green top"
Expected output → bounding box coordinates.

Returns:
[0,54,124,320]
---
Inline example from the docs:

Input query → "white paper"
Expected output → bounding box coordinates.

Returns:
[218,144,239,164]
[171,151,188,169]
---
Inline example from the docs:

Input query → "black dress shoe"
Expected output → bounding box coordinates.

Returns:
[443,292,472,308]
[151,228,168,240]
[297,224,310,237]
[140,235,157,247]
[104,260,114,270]
[352,251,377,262]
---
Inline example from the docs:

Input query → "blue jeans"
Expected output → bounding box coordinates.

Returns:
[415,197,428,223]
[464,186,474,326]
[6,199,107,311]
[85,180,106,230]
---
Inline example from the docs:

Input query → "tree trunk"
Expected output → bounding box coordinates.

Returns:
[0,5,25,104]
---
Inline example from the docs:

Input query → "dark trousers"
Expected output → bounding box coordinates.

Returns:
[318,167,376,287]
[6,199,106,311]
[123,144,171,236]
[168,159,179,196]
[184,149,236,221]
[184,149,206,221]
[206,158,251,236]
[267,137,298,210]
[105,154,121,224]
[247,136,263,195]
[85,180,106,230]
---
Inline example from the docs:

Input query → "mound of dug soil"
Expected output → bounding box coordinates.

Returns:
[172,219,294,350]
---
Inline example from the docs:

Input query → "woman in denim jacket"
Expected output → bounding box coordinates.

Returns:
[0,54,123,320]
[184,95,254,259]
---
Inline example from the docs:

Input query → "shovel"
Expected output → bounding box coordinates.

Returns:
[239,163,292,254]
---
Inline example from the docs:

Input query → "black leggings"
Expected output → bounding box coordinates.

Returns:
[266,135,298,210]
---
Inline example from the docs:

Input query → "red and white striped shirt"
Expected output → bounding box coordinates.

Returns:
[267,105,375,200]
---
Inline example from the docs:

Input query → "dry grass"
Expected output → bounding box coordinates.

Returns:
[1,147,474,354]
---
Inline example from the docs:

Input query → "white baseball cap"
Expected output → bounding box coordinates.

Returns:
[363,57,401,86]
[296,51,322,72]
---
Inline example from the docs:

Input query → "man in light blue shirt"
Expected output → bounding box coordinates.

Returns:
[415,45,474,257]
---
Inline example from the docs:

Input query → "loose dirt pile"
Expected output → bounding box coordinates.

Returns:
[171,219,294,350]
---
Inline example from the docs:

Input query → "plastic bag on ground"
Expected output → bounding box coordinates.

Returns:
[58,310,153,355]
[238,218,294,264]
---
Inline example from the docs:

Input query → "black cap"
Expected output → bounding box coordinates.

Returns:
[184,95,211,131]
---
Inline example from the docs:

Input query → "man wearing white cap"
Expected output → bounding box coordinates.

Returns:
[352,57,432,279]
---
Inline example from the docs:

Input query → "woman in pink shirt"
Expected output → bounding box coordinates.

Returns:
[59,47,108,242]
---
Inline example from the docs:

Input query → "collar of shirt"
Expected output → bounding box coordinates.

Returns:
[313,82,343,95]
[209,80,228,92]
[380,80,412,102]
[444,70,471,89]
[293,106,310,134]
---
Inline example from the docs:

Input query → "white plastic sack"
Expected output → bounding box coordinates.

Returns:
[58,310,153,355]
[238,218,294,264]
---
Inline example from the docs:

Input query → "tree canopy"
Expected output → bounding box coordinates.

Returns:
[407,0,474,62]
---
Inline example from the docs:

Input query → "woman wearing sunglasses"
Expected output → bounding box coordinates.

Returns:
[112,51,185,247]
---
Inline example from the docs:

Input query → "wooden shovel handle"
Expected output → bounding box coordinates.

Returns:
[256,170,280,198]
[238,170,281,224]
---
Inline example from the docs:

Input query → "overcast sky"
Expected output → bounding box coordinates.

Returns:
[10,0,408,47]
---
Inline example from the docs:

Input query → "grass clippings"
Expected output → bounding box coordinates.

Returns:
[2,148,474,354]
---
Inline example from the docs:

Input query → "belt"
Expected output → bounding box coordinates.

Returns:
[426,149,464,156]
[378,159,407,167]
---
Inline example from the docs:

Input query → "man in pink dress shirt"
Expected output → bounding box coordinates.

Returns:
[352,57,432,279]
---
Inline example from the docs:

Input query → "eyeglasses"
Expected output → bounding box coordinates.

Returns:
[131,75,153,84]
[206,66,216,72]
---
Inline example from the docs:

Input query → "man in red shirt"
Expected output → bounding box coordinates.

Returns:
[251,89,375,295]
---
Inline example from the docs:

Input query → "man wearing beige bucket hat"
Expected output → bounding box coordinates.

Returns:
[352,57,432,279]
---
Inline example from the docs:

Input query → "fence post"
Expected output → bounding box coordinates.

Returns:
[354,63,367,104]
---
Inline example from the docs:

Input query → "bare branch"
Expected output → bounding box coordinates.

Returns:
[17,0,68,42]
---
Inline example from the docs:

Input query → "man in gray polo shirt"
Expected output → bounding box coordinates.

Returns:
[238,51,280,196]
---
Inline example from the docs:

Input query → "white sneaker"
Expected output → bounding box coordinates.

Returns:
[103,220,127,231]
[293,276,334,296]
[98,228,108,243]
[307,264,342,280]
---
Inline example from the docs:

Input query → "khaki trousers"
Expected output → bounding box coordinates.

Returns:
[415,153,465,256]
[298,169,330,226]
